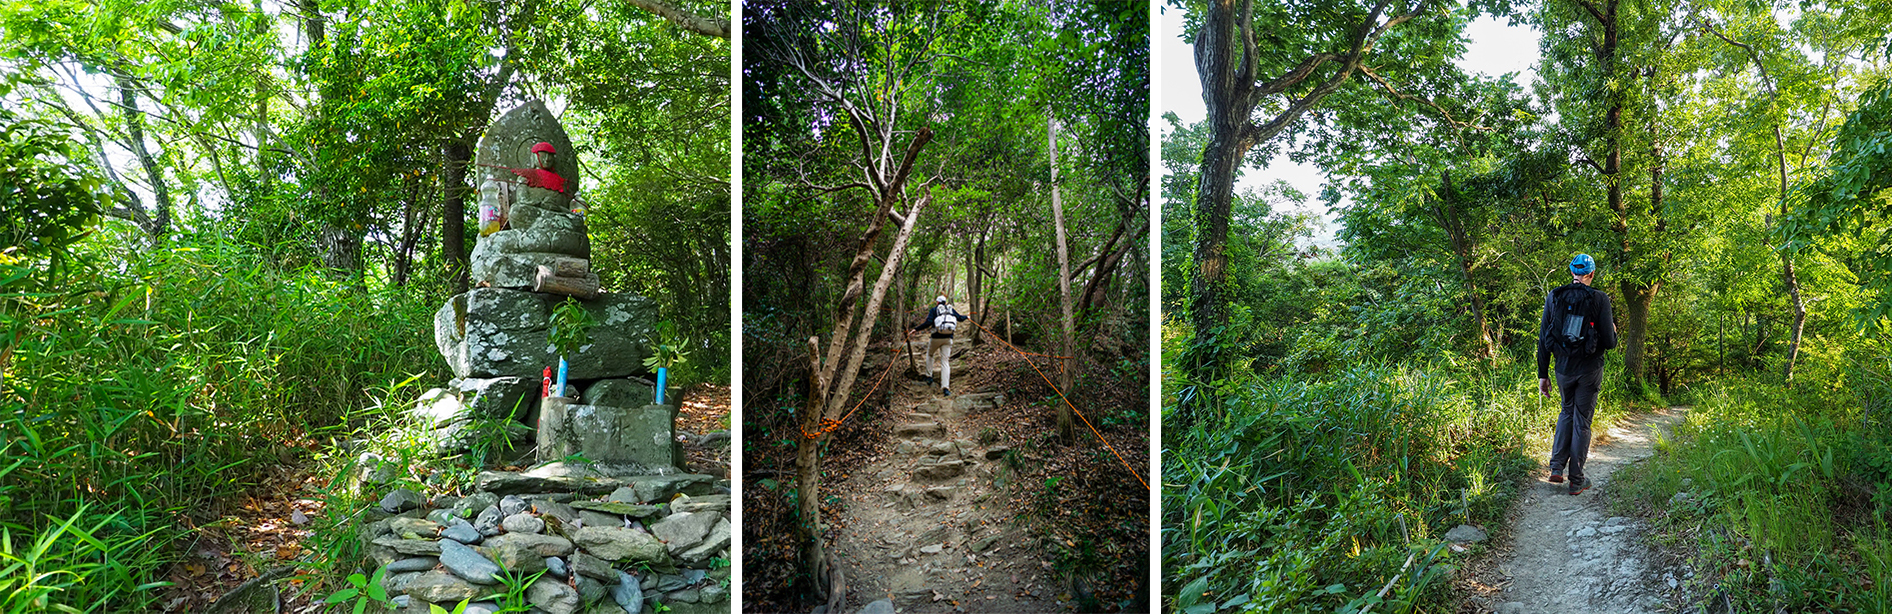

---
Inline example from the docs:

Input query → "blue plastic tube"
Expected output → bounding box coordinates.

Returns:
[556,358,569,398]
[655,367,667,405]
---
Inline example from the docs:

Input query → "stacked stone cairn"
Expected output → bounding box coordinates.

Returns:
[357,100,730,614]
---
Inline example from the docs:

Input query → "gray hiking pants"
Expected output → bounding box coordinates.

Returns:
[1550,368,1602,481]
[925,336,952,391]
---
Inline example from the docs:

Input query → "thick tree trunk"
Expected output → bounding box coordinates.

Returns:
[1050,116,1075,443]
[1436,171,1493,357]
[1773,127,1806,382]
[1619,279,1658,386]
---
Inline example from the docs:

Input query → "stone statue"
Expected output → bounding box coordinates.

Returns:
[469,100,599,296]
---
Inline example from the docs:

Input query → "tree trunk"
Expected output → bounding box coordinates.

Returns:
[1050,116,1075,443]
[1773,126,1806,382]
[116,75,173,242]
[443,136,474,294]
[796,337,828,593]
[1435,171,1495,359]
[1618,279,1658,387]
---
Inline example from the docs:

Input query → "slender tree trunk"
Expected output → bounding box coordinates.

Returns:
[116,75,172,242]
[1050,116,1075,443]
[1773,126,1805,382]
[443,136,474,293]
[795,337,828,586]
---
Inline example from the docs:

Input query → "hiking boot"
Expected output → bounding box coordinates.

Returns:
[923,375,933,385]
[1568,477,1591,495]
[942,387,951,396]
[1548,470,1565,484]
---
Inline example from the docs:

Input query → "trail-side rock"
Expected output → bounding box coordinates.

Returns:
[440,519,483,545]
[404,570,480,603]
[437,539,501,585]
[572,552,617,581]
[649,511,718,554]
[896,423,945,438]
[912,459,966,481]
[669,494,729,515]
[386,556,438,573]
[1445,524,1488,543]
[481,532,574,557]
[573,526,669,563]
[525,578,582,614]
[502,512,544,535]
[678,518,730,564]
[476,538,546,577]
[612,570,645,614]
[374,537,442,556]
[380,488,424,513]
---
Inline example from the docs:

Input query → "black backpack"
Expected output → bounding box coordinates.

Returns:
[1545,283,1600,358]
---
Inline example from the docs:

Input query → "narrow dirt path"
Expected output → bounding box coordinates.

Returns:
[830,344,1054,614]
[1484,406,1691,614]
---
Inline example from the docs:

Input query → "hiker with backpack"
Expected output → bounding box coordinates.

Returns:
[1536,254,1618,496]
[914,296,970,396]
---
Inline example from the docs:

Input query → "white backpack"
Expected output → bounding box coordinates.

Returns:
[934,307,959,332]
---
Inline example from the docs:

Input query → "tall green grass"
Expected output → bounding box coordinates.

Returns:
[1163,360,1575,613]
[1613,377,1892,612]
[0,234,444,610]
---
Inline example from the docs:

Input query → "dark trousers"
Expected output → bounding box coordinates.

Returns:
[1549,369,1602,481]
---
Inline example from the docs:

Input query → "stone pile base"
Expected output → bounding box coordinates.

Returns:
[363,464,731,614]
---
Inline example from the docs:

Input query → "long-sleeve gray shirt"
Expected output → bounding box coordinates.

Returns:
[1537,283,1618,378]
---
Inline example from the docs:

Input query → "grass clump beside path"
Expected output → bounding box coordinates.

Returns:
[0,236,444,611]
[1163,356,1656,614]
[1613,368,1892,613]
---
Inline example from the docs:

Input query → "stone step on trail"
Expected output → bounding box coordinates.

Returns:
[895,422,945,438]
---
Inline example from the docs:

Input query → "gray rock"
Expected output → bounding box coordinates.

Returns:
[669,587,701,603]
[533,499,581,526]
[699,581,727,604]
[390,595,411,609]
[1443,524,1487,543]
[441,519,483,545]
[619,474,715,504]
[389,517,442,538]
[573,552,618,581]
[455,377,538,422]
[697,431,729,448]
[474,505,505,536]
[580,510,628,528]
[477,538,546,577]
[403,570,480,602]
[385,556,439,573]
[573,526,669,563]
[1575,527,1597,538]
[612,570,645,614]
[668,495,730,515]
[545,556,568,578]
[573,501,660,518]
[482,532,576,557]
[437,539,502,585]
[525,578,582,614]
[425,507,458,526]
[649,573,687,592]
[857,600,895,614]
[470,248,592,289]
[677,518,730,564]
[374,537,442,556]
[412,388,470,427]
[649,511,720,553]
[475,463,669,495]
[451,493,500,520]
[500,495,530,517]
[919,543,943,554]
[431,419,534,456]
[384,570,425,594]
[576,574,610,605]
[585,378,657,409]
[433,289,656,380]
[539,403,674,469]
[380,488,424,513]
[460,603,502,614]
[912,459,966,481]
[502,512,545,535]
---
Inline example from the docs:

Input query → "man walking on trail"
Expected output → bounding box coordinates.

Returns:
[1537,254,1618,496]
[915,296,970,396]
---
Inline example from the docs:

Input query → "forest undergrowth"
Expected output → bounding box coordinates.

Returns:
[0,233,445,611]
[1161,327,1659,614]
[1610,346,1892,613]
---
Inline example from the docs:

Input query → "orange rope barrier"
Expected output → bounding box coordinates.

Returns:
[966,317,1150,491]
[801,330,913,439]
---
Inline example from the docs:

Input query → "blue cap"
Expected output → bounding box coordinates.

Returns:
[1570,254,1596,276]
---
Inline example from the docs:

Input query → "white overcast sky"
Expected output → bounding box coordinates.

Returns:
[1151,6,1542,247]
